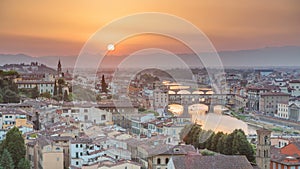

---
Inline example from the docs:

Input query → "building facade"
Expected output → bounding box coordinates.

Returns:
[259,92,290,115]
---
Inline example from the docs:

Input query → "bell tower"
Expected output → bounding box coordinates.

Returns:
[57,59,62,77]
[256,128,271,169]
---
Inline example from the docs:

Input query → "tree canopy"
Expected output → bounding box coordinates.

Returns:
[0,127,26,166]
[17,158,30,169]
[101,75,108,93]
[0,149,14,169]
[181,124,255,162]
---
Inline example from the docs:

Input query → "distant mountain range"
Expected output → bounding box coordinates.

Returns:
[0,46,300,69]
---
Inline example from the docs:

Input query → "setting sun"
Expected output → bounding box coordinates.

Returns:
[107,44,115,51]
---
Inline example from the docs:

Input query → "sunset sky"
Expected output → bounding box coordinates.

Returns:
[0,0,299,56]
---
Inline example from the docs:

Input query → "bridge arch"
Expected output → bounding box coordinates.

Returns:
[168,90,176,94]
[177,90,191,94]
[192,91,204,94]
[206,91,214,94]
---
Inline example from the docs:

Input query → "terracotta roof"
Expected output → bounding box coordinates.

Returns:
[16,81,54,84]
[260,92,290,97]
[171,153,253,169]
[289,80,300,83]
[159,144,196,155]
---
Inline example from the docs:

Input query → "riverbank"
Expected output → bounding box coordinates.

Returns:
[230,110,300,135]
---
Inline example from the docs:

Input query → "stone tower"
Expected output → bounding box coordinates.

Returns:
[57,59,62,77]
[256,128,271,169]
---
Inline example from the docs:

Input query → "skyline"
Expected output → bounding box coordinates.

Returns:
[0,0,300,56]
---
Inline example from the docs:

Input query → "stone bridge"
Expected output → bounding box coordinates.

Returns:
[168,93,235,113]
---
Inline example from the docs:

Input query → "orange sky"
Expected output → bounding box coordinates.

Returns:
[0,0,299,56]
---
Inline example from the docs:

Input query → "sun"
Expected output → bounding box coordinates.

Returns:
[107,44,115,51]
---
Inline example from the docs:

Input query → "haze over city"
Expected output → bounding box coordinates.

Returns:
[0,1,300,169]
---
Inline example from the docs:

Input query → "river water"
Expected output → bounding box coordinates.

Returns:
[168,104,257,135]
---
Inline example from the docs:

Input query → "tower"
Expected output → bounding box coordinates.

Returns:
[57,59,62,77]
[256,128,271,169]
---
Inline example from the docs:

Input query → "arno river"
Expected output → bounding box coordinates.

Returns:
[168,104,257,135]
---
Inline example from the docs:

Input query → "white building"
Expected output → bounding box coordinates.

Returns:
[16,81,55,95]
[289,103,300,122]
[61,106,112,125]
[276,102,289,119]
[70,139,105,168]
[289,80,300,97]
[273,78,286,87]
[131,114,155,135]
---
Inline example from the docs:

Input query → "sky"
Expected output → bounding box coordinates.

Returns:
[0,0,299,56]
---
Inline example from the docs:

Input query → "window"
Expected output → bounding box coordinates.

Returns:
[76,144,78,148]
[264,136,268,145]
[101,115,106,120]
[157,158,161,164]
[76,161,79,165]
[165,158,169,164]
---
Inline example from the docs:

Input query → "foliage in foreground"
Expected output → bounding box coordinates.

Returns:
[180,124,255,162]
[0,127,26,168]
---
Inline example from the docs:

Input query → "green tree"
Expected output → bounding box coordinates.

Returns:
[204,132,214,150]
[0,127,26,166]
[3,89,19,103]
[57,78,65,85]
[58,85,63,95]
[182,124,201,144]
[53,80,57,96]
[223,133,234,155]
[210,132,224,152]
[0,149,14,169]
[179,124,193,141]
[17,158,30,169]
[31,86,39,98]
[231,129,255,162]
[217,134,227,153]
[63,91,69,101]
[40,92,51,99]
[101,75,107,93]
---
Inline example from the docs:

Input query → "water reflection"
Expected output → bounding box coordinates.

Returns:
[168,104,256,135]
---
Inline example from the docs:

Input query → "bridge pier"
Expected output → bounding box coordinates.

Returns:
[207,105,213,113]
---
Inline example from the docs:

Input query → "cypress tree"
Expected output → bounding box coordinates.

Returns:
[0,127,26,166]
[217,134,227,153]
[17,158,30,169]
[101,75,107,93]
[210,132,224,152]
[63,91,69,101]
[0,149,14,169]
[223,133,234,155]
[53,80,57,96]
